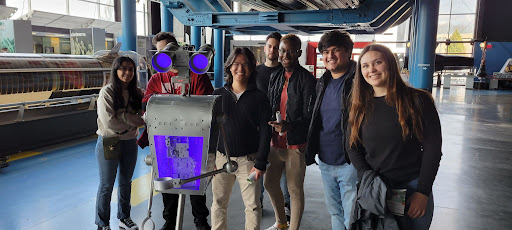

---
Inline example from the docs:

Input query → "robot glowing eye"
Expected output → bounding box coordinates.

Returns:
[152,53,172,73]
[189,53,209,74]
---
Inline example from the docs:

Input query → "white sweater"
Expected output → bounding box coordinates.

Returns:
[96,84,145,140]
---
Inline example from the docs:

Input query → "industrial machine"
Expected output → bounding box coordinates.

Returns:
[0,45,148,159]
[0,45,148,104]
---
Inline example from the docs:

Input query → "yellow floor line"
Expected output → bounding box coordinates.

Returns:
[111,172,160,206]
[7,151,43,162]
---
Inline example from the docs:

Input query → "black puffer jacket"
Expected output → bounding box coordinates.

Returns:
[268,65,316,146]
[305,60,356,165]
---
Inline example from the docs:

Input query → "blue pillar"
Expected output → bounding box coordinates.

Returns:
[160,3,173,32]
[191,26,201,51]
[121,0,136,51]
[409,0,440,91]
[214,29,224,88]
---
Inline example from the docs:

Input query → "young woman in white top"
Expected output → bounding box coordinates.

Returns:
[95,56,145,230]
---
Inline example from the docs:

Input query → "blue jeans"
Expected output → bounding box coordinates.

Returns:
[394,178,434,230]
[95,136,138,227]
[318,159,357,230]
[261,171,290,207]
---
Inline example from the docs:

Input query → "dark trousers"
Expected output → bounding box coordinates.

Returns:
[162,193,209,228]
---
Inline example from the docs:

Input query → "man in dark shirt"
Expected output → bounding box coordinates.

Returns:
[305,30,357,230]
[254,32,290,216]
[255,32,283,93]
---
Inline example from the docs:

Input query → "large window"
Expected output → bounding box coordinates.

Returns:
[437,0,478,56]
[7,0,148,35]
[136,0,149,36]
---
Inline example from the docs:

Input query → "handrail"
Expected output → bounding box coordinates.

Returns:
[0,94,99,109]
[0,68,110,73]
[0,94,99,122]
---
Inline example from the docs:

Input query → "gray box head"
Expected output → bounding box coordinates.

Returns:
[145,94,220,195]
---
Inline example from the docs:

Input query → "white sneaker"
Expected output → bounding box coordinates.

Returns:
[265,223,289,230]
[119,218,139,230]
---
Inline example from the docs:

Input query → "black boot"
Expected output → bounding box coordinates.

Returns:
[195,221,211,230]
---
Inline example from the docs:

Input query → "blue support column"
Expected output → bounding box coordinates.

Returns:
[409,0,440,91]
[191,26,201,50]
[160,3,173,32]
[214,29,224,88]
[121,0,136,51]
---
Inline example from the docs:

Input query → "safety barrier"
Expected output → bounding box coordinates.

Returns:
[0,94,98,122]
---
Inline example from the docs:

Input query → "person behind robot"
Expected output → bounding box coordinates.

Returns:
[95,56,144,230]
[138,31,214,230]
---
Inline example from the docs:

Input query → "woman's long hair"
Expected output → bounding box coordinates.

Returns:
[110,56,142,112]
[224,47,257,87]
[348,44,424,147]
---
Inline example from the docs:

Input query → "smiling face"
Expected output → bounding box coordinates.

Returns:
[230,54,252,85]
[117,61,135,88]
[278,39,301,71]
[322,45,351,76]
[360,51,389,93]
[264,38,280,62]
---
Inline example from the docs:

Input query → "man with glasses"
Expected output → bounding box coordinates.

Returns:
[265,34,316,230]
[305,30,357,230]
[138,31,214,230]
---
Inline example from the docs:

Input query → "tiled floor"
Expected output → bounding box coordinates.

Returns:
[1,86,511,230]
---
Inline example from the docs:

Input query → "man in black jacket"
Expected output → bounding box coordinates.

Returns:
[264,34,316,230]
[305,30,357,230]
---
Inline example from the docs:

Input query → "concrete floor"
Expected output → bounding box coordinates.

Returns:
[1,86,511,230]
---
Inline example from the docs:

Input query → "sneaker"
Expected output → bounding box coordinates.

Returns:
[265,223,289,230]
[119,218,138,230]
[284,206,291,222]
[97,226,111,230]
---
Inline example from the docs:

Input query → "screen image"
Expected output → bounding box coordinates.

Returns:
[153,135,204,190]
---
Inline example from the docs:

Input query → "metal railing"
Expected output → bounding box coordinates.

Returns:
[0,94,98,122]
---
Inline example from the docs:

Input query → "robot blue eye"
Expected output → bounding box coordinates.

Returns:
[189,53,209,74]
[152,53,173,73]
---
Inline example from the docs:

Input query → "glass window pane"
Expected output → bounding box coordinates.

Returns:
[99,0,114,6]
[449,15,475,36]
[31,0,67,15]
[70,0,98,19]
[136,1,145,12]
[451,0,477,14]
[437,15,450,39]
[99,5,114,21]
[439,0,452,14]
[136,12,146,36]
[6,0,30,18]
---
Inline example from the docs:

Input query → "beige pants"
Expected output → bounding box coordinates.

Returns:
[264,147,306,230]
[211,151,262,230]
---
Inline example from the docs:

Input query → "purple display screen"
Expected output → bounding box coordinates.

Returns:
[154,135,204,190]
